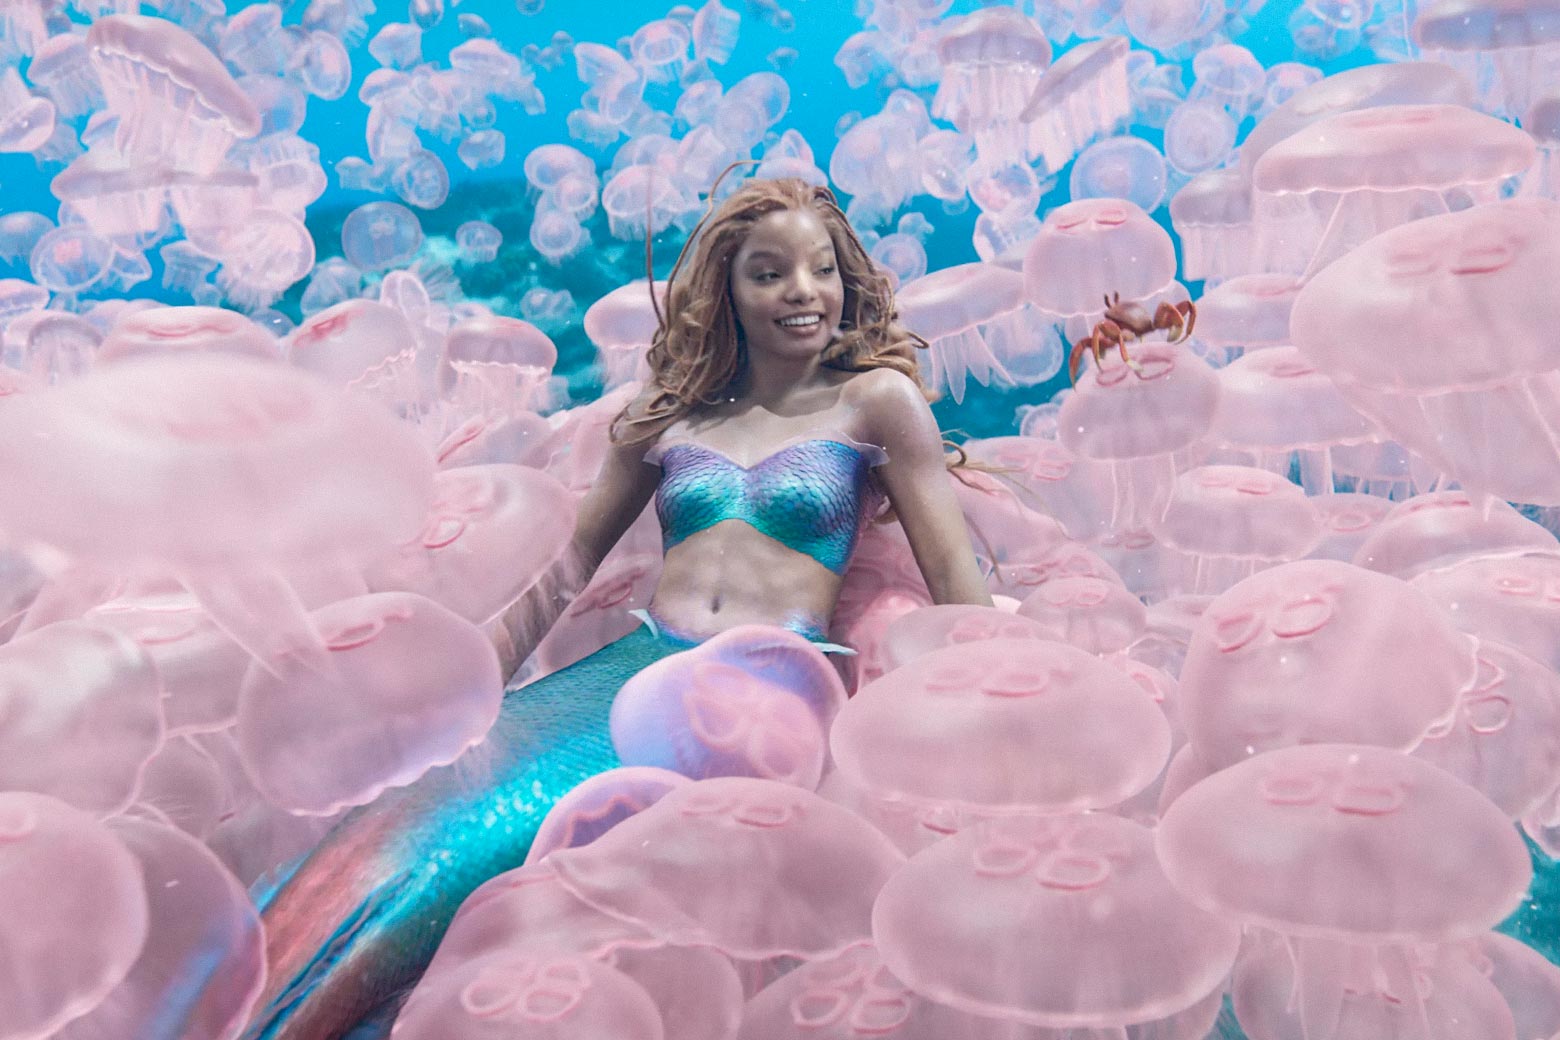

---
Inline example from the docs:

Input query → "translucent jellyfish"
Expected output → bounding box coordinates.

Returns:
[458,129,505,171]
[930,7,1052,150]
[1208,346,1376,493]
[1157,744,1529,1040]
[630,18,689,83]
[1412,554,1560,671]
[51,815,265,1040]
[393,951,665,1040]
[1357,494,1557,583]
[341,200,424,271]
[1307,492,1392,563]
[291,28,352,99]
[692,0,741,64]
[29,224,116,297]
[1020,35,1131,176]
[2,309,100,383]
[242,133,327,213]
[1176,559,1478,770]
[873,814,1240,1029]
[87,15,261,175]
[531,207,591,264]
[0,354,435,667]
[1150,465,1324,595]
[0,211,52,265]
[1291,198,1560,505]
[0,277,49,331]
[392,148,451,210]
[523,142,596,195]
[1251,103,1535,278]
[98,305,275,365]
[1069,134,1168,212]
[1190,42,1266,119]
[1238,60,1477,182]
[1122,0,1225,57]
[959,436,1119,544]
[1167,167,1252,284]
[877,604,1053,675]
[550,777,905,960]
[893,262,1021,403]
[285,297,420,407]
[1231,928,1516,1040]
[525,767,689,866]
[0,792,150,1040]
[828,113,925,223]
[213,208,315,310]
[0,66,55,154]
[440,314,557,414]
[1127,52,1187,129]
[0,620,163,814]
[1192,272,1302,357]
[1456,932,1560,1040]
[601,165,686,240]
[237,591,501,815]
[1414,0,1560,118]
[1015,575,1149,652]
[364,464,575,626]
[583,279,666,389]
[1408,639,1560,819]
[610,625,845,788]
[831,638,1169,816]
[1056,343,1221,529]
[368,21,422,69]
[1162,98,1237,179]
[1259,60,1325,118]
[25,33,104,120]
[1021,197,1178,341]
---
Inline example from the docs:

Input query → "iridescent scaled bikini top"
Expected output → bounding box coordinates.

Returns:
[645,433,889,575]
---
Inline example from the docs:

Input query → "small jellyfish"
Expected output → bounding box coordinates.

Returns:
[25,33,104,120]
[392,149,451,210]
[341,200,423,271]
[1020,35,1132,176]
[930,7,1052,148]
[893,262,1022,403]
[530,207,591,264]
[0,66,56,155]
[1162,97,1237,176]
[29,223,116,297]
[1123,0,1225,57]
[1069,135,1168,212]
[583,279,667,388]
[630,18,690,83]
[458,129,505,170]
[456,220,502,263]
[1189,43,1266,119]
[367,21,422,70]
[291,29,352,100]
[692,0,740,64]
[213,209,314,310]
[0,211,52,265]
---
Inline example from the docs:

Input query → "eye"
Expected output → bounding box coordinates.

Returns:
[817,264,835,275]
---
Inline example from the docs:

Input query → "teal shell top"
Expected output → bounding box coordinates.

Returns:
[647,434,888,575]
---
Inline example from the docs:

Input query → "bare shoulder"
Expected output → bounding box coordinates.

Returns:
[840,367,940,457]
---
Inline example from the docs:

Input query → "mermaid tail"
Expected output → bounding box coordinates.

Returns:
[240,625,682,1040]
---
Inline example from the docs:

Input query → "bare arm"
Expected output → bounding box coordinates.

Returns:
[488,418,661,679]
[852,369,994,608]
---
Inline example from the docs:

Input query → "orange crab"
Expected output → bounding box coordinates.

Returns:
[1068,292,1197,384]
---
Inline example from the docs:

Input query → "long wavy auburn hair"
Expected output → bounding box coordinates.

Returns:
[609,173,938,445]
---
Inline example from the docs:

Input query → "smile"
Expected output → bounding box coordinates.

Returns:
[777,315,822,327]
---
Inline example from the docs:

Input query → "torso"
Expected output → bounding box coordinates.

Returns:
[642,368,885,642]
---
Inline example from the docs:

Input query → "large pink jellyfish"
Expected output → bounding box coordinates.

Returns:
[1349,490,1557,580]
[1192,272,1303,357]
[1168,168,1254,284]
[1290,197,1560,504]
[1056,342,1222,529]
[583,279,667,389]
[284,298,419,397]
[86,15,261,174]
[1177,558,1477,771]
[439,315,558,418]
[873,814,1241,1030]
[0,792,150,1040]
[1411,554,1560,671]
[1250,103,1535,278]
[930,6,1051,159]
[98,305,278,364]
[1019,35,1132,177]
[1022,196,1179,342]
[893,262,1018,403]
[1414,0,1560,118]
[1157,743,1530,1040]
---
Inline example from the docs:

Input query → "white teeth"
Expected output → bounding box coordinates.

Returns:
[778,316,820,327]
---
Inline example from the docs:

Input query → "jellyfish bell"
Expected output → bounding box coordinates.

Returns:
[1022,197,1177,340]
[98,304,277,365]
[583,279,667,389]
[1290,197,1560,504]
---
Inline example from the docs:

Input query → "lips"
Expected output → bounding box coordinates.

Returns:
[776,314,822,328]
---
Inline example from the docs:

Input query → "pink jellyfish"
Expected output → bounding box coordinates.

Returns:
[2,309,101,384]
[98,305,277,364]
[1411,554,1560,672]
[1231,928,1517,1040]
[1192,272,1303,358]
[364,464,576,627]
[872,814,1241,1030]
[212,208,315,310]
[1167,167,1253,284]
[1208,347,1377,494]
[1070,134,1169,213]
[1455,932,1560,1040]
[236,591,502,815]
[582,279,667,389]
[1290,198,1560,506]
[877,604,1053,675]
[51,815,265,1040]
[930,6,1051,159]
[830,638,1170,819]
[610,625,846,788]
[1414,0,1560,118]
[456,220,502,263]
[0,67,56,155]
[1019,35,1132,177]
[284,298,419,395]
[525,767,689,866]
[0,621,163,815]
[392,952,665,1040]
[340,200,423,271]
[0,792,150,1040]
[1056,343,1222,529]
[86,15,261,175]
[439,315,558,417]
[1349,491,1558,580]
[1250,103,1536,278]
[1307,492,1393,562]
[959,436,1119,544]
[893,262,1018,403]
[1157,744,1530,1040]
[1176,559,1478,771]
[1015,575,1149,653]
[0,211,53,265]
[549,777,905,960]
[23,34,103,120]
[1022,197,1179,342]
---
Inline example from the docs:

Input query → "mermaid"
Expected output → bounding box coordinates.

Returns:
[239,176,994,1039]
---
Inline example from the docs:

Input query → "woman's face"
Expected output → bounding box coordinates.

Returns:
[729,207,845,365]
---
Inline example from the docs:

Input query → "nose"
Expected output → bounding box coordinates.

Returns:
[784,267,819,303]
